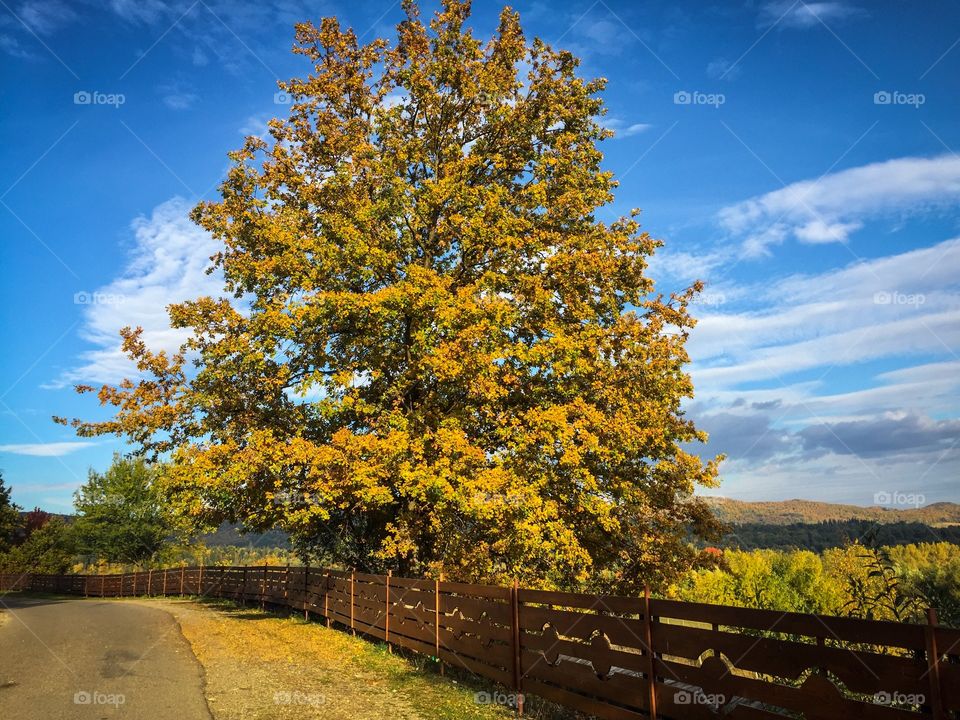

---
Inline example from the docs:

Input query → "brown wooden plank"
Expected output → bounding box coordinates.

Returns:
[440,612,513,644]
[437,648,512,685]
[521,629,648,676]
[518,588,643,615]
[440,594,511,623]
[440,580,511,600]
[520,605,646,645]
[520,649,649,710]
[653,621,929,695]
[521,678,648,720]
[650,598,926,649]
[390,630,436,657]
[388,576,436,591]
[439,627,512,666]
[655,656,923,720]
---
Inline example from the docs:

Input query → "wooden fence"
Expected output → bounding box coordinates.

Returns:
[2,568,957,719]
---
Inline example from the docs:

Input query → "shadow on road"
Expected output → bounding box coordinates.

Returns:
[0,592,75,609]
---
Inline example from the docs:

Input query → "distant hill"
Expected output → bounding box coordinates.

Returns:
[704,497,960,527]
[202,523,290,548]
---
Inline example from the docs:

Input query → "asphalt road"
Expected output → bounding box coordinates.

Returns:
[0,594,212,719]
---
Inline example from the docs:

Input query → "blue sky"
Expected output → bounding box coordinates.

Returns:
[1,0,959,511]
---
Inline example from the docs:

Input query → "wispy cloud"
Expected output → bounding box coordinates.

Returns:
[719,154,960,257]
[108,0,171,25]
[690,237,960,385]
[17,0,77,35]
[0,441,94,457]
[759,1,864,30]
[48,197,224,388]
[601,118,652,138]
[686,231,960,498]
[0,33,34,58]
[158,81,200,110]
[706,57,740,80]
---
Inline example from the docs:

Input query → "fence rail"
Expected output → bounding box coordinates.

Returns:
[2,568,957,719]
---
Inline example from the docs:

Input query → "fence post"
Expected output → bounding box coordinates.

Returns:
[260,563,267,609]
[83,574,88,598]
[284,564,290,610]
[511,578,524,716]
[304,562,311,621]
[162,569,167,596]
[644,584,658,720]
[180,565,185,597]
[148,569,153,596]
[350,569,356,636]
[242,565,248,606]
[101,572,105,598]
[198,563,204,597]
[436,573,443,676]
[324,568,332,627]
[925,608,945,720]
[220,566,225,598]
[385,570,392,652]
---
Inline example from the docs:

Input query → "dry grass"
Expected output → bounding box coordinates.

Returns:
[128,598,518,720]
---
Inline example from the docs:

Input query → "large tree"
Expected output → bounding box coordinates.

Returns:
[61,1,721,592]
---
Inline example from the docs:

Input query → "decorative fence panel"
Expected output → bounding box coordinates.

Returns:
[1,569,956,720]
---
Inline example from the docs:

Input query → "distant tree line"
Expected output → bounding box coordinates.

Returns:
[720,520,960,552]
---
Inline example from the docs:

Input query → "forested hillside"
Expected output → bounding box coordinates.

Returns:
[706,497,960,526]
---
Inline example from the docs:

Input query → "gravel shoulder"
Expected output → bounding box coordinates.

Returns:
[129,597,517,720]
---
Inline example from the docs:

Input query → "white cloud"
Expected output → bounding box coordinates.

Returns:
[50,197,224,388]
[18,0,76,35]
[0,441,95,457]
[0,34,33,59]
[684,233,960,497]
[719,154,960,256]
[159,83,199,110]
[706,58,739,80]
[690,237,960,385]
[108,0,170,25]
[162,92,199,110]
[601,118,652,138]
[759,1,863,29]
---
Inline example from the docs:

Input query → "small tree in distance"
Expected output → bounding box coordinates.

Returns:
[60,0,722,593]
[0,471,22,552]
[72,455,177,568]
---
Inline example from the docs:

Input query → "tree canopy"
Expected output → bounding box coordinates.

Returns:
[60,0,721,592]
